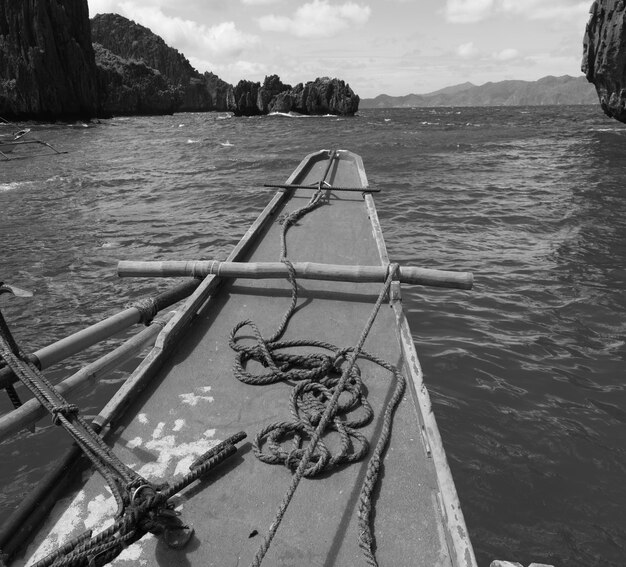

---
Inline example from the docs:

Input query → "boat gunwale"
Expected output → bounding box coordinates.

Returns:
[92,151,331,431]
[363,180,478,567]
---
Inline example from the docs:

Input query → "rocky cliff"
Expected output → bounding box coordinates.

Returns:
[94,43,181,115]
[582,0,626,122]
[0,0,99,120]
[91,13,233,112]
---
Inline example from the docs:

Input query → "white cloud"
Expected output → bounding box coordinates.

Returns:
[88,0,123,15]
[199,21,259,57]
[190,57,271,84]
[457,41,479,58]
[445,0,494,23]
[258,0,370,38]
[492,48,519,61]
[499,0,589,21]
[444,0,590,23]
[240,0,281,4]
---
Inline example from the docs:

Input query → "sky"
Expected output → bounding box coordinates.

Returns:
[87,0,592,99]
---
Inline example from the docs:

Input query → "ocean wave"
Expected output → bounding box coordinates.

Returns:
[0,181,25,193]
[268,111,336,118]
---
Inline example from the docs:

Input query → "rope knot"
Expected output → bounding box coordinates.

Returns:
[387,262,401,281]
[130,298,159,325]
[51,403,79,425]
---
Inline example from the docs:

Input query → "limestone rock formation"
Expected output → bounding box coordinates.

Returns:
[290,77,359,115]
[233,80,263,116]
[0,0,99,120]
[259,75,292,113]
[94,43,181,115]
[91,13,234,112]
[582,0,626,122]
[232,76,359,116]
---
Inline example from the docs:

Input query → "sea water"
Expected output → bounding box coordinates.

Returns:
[1,106,625,566]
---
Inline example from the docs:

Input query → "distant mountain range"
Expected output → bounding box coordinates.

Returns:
[360,75,598,108]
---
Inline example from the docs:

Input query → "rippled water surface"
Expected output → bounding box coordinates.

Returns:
[1,106,626,566]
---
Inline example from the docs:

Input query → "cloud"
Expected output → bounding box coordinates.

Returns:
[258,0,371,38]
[457,41,479,58]
[492,48,519,61]
[445,0,494,23]
[240,0,281,4]
[90,2,258,59]
[444,0,590,23]
[499,0,590,21]
[89,0,124,15]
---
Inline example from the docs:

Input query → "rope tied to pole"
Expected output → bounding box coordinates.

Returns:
[51,403,80,426]
[0,298,247,566]
[129,297,159,325]
[230,151,406,567]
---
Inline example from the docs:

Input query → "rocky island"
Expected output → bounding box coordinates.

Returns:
[0,0,359,120]
[583,0,626,122]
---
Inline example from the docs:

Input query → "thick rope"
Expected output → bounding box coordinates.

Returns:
[0,337,141,515]
[230,159,406,566]
[0,311,246,566]
[245,268,404,567]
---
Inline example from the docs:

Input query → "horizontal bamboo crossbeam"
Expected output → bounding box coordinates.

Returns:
[0,311,175,443]
[0,280,198,389]
[118,260,474,290]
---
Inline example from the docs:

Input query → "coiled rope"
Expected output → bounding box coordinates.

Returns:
[230,158,406,567]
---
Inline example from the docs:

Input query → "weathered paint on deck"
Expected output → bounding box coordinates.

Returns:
[14,150,476,567]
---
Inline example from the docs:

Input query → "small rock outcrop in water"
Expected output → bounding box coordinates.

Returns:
[0,0,99,120]
[232,76,359,116]
[582,0,626,122]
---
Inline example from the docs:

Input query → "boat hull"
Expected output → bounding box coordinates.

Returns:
[14,150,476,567]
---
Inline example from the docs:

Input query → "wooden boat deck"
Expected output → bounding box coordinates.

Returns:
[15,150,475,567]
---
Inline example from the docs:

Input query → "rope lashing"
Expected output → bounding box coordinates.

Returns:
[129,297,159,325]
[0,297,247,566]
[230,150,406,567]
[51,403,80,426]
[30,432,246,567]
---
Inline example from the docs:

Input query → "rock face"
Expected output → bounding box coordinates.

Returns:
[290,77,360,115]
[582,0,626,122]
[0,0,99,120]
[232,76,359,116]
[91,13,234,112]
[94,43,181,115]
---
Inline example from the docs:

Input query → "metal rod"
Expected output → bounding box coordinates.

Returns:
[263,184,380,193]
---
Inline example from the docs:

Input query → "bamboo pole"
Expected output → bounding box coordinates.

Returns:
[0,311,175,444]
[0,280,199,389]
[117,260,474,290]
